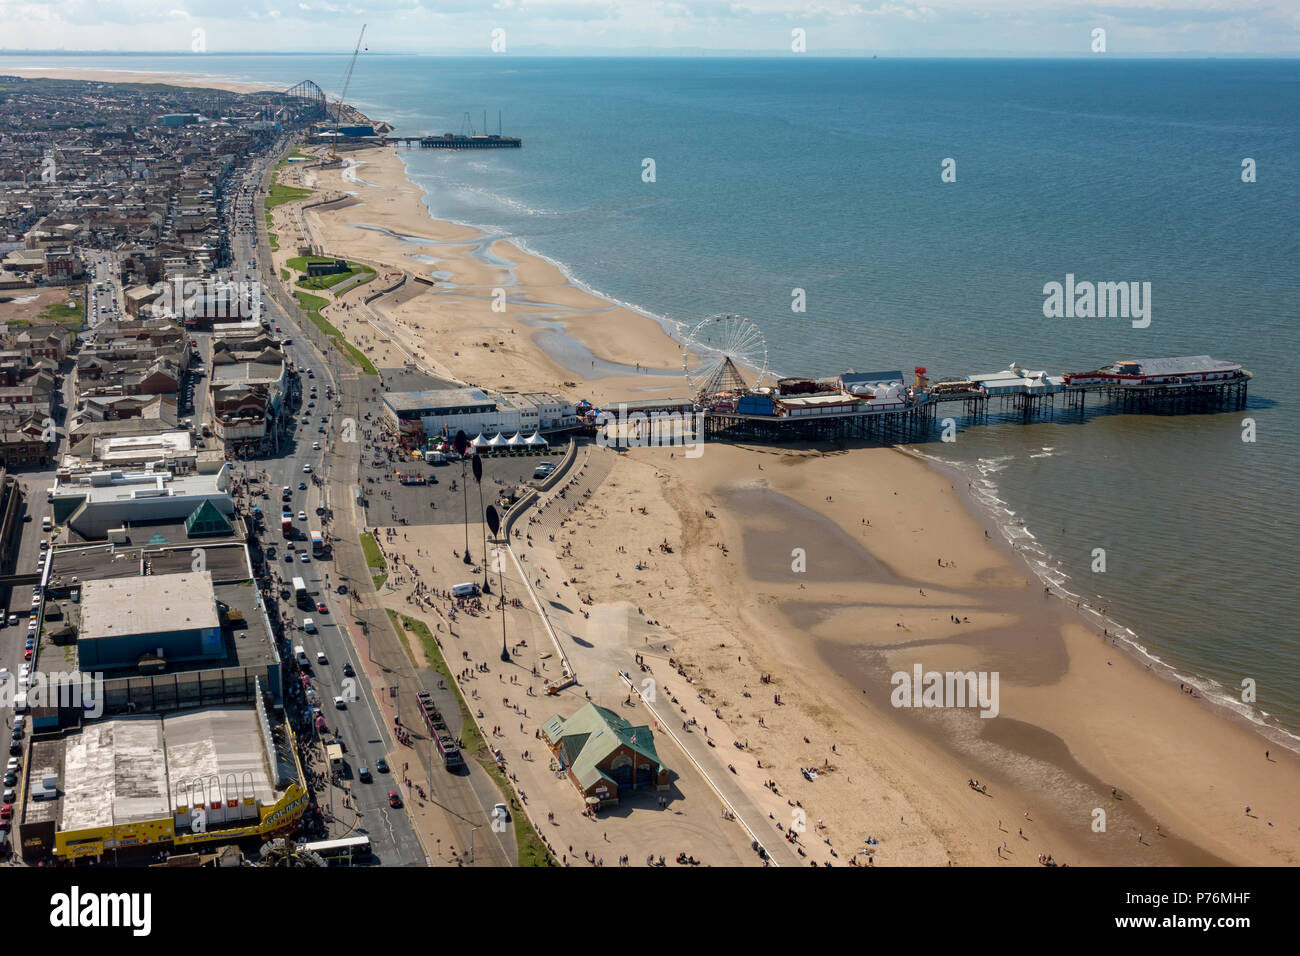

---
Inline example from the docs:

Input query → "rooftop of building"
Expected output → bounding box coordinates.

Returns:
[51,466,228,503]
[49,707,279,833]
[383,387,496,413]
[79,570,220,642]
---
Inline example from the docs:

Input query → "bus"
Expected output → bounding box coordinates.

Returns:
[298,835,371,865]
[310,530,324,557]
[293,576,310,608]
[281,514,293,538]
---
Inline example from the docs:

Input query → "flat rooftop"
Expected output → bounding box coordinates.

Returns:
[80,571,220,642]
[1116,355,1242,376]
[55,708,278,832]
[384,387,495,413]
[44,544,278,678]
[210,361,283,385]
[52,469,229,504]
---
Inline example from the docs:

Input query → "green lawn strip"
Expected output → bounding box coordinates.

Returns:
[360,531,387,569]
[266,181,313,211]
[38,300,83,325]
[389,611,555,867]
[294,291,377,374]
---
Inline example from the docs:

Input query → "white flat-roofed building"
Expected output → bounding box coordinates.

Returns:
[50,465,234,539]
[382,387,522,440]
[516,392,578,432]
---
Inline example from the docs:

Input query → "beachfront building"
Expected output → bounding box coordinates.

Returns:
[541,703,670,808]
[381,387,522,444]
[48,465,234,540]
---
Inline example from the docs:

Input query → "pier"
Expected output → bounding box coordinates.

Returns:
[386,134,522,149]
[658,355,1251,447]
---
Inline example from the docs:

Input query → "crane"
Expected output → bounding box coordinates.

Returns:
[330,23,367,161]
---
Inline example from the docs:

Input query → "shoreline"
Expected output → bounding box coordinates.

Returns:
[284,141,1300,865]
[906,445,1300,754]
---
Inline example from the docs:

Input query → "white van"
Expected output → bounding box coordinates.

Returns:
[451,582,480,599]
[294,645,309,667]
[41,516,51,532]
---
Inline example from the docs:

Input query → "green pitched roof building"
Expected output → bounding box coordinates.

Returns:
[541,702,670,806]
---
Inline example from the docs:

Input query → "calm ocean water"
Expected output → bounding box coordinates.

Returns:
[10,54,1299,737]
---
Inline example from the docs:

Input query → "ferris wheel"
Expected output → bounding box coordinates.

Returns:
[682,314,769,400]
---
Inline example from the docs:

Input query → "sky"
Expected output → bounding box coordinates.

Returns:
[1,0,1298,56]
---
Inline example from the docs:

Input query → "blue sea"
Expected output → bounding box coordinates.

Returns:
[7,54,1299,738]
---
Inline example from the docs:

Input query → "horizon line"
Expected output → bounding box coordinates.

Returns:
[4,49,1300,59]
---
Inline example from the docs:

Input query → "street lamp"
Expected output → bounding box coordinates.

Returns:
[453,431,471,565]
[486,505,508,663]
[472,453,489,594]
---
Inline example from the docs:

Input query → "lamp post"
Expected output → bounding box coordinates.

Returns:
[454,430,471,564]
[486,505,508,663]
[472,453,489,593]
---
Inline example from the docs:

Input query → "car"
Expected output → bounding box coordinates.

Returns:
[358,767,372,783]
[22,514,30,523]
[375,757,388,773]
[6,615,15,627]
[2,789,13,804]
[316,602,327,613]
[7,742,18,756]
[387,790,402,808]
[2,773,14,789]
[315,651,327,664]
[303,618,316,633]
[318,426,326,434]
[22,650,31,661]
[333,696,346,709]
[298,481,307,490]
[493,802,510,824]
[307,401,315,408]
[9,729,17,741]
[312,442,320,450]
[300,552,310,563]
[297,511,306,521]
[284,553,294,563]
[302,417,310,425]
[0,805,10,819]
[342,661,354,677]
[302,463,312,473]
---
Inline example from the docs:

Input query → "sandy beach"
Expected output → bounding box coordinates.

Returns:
[268,139,1300,867]
[4,67,267,94]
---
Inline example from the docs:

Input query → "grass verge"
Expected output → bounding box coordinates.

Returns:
[360,531,388,588]
[387,610,556,868]
[295,291,377,374]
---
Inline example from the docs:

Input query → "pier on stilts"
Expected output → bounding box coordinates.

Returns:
[651,355,1252,449]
